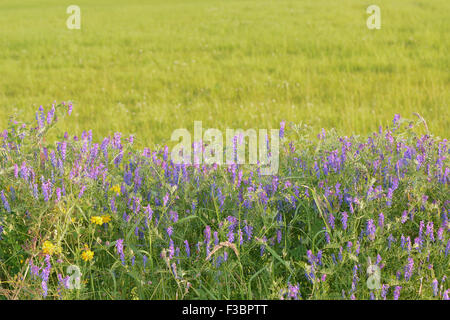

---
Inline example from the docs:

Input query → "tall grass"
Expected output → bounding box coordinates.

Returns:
[0,0,449,143]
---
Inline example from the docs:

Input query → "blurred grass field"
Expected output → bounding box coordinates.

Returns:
[0,0,448,144]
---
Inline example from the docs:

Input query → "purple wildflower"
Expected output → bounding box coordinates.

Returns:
[426,222,434,241]
[166,226,173,237]
[276,229,282,244]
[144,204,153,226]
[244,224,253,241]
[279,121,286,139]
[393,286,402,300]
[328,213,335,230]
[78,185,86,199]
[404,257,414,281]
[432,279,438,296]
[184,240,190,257]
[366,219,376,241]
[341,212,348,230]
[116,239,125,264]
[378,212,384,228]
[169,210,178,223]
[393,114,400,126]
[1,191,10,213]
[204,226,211,244]
[381,284,389,300]
[163,193,169,207]
[287,283,300,300]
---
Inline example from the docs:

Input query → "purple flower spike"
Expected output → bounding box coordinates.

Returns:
[393,286,402,300]
[366,219,376,241]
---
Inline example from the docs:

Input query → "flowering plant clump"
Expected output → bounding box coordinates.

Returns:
[81,248,94,262]
[0,102,448,300]
[42,241,61,256]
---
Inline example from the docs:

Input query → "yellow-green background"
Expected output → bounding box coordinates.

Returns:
[0,0,448,144]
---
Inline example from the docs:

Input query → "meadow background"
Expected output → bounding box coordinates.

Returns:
[0,0,449,301]
[0,0,448,144]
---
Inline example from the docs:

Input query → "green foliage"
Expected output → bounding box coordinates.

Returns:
[0,104,448,300]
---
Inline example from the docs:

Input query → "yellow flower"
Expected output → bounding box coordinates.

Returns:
[110,184,121,196]
[42,240,62,255]
[90,216,103,225]
[81,249,94,262]
[42,241,54,254]
[101,215,111,224]
[90,215,111,225]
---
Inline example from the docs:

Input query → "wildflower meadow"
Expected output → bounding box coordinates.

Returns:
[0,0,448,306]
[0,103,448,300]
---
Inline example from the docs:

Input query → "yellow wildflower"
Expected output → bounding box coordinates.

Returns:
[81,249,94,262]
[90,216,103,225]
[42,240,62,255]
[110,184,121,196]
[90,215,111,225]
[102,215,111,224]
